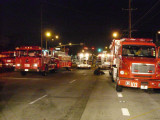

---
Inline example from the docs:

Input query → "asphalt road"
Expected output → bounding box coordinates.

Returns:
[0,69,160,120]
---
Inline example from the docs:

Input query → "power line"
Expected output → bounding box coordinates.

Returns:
[132,0,160,28]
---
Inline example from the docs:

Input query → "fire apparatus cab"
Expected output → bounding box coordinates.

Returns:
[110,38,160,92]
[77,52,91,69]
[97,51,111,69]
[50,48,72,70]
[15,46,56,76]
[0,51,15,69]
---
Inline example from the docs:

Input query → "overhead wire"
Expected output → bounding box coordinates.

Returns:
[132,0,160,28]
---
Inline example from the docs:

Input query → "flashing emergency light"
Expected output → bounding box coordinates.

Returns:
[101,54,105,58]
[85,53,89,57]
[84,47,88,50]
[91,47,95,50]
[79,53,83,58]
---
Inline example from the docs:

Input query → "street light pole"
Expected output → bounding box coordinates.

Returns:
[156,31,160,43]
[41,1,43,48]
[45,32,51,49]
[129,0,131,38]
[46,39,47,49]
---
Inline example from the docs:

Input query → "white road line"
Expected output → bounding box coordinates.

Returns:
[121,108,130,116]
[29,95,47,105]
[69,79,76,83]
[1,77,40,80]
[117,92,123,97]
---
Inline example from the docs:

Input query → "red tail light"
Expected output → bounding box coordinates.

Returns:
[148,70,153,73]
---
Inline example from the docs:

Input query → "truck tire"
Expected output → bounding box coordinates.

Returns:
[66,67,71,71]
[109,70,112,76]
[116,84,123,92]
[111,76,114,82]
[50,69,56,73]
[21,71,26,76]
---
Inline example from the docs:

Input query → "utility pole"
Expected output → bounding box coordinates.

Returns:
[122,0,137,38]
[129,0,131,38]
[41,1,43,48]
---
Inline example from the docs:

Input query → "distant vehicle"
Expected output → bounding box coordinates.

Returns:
[0,59,2,71]
[0,51,15,70]
[50,48,72,70]
[110,38,160,92]
[15,46,57,76]
[77,52,91,69]
[97,52,111,69]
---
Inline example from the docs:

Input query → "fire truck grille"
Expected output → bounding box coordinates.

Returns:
[131,63,155,74]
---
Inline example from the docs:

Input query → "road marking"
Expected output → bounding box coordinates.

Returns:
[117,92,123,97]
[69,79,76,83]
[121,108,130,116]
[1,77,39,80]
[127,107,160,120]
[29,95,47,105]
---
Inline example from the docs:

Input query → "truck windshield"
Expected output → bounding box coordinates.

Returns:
[122,45,156,58]
[2,53,15,58]
[17,50,41,57]
[28,50,41,57]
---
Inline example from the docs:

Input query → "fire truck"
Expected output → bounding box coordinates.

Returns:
[15,46,57,76]
[110,38,160,92]
[77,52,91,69]
[97,51,111,69]
[0,51,15,70]
[50,48,72,70]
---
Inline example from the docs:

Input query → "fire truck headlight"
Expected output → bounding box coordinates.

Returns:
[80,53,83,58]
[33,63,38,67]
[7,60,11,62]
[102,54,105,58]
[17,64,21,67]
[85,53,89,57]
[120,70,124,75]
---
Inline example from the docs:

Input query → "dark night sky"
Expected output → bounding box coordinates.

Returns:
[0,0,160,51]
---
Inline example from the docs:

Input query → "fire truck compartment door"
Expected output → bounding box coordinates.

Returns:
[113,67,117,81]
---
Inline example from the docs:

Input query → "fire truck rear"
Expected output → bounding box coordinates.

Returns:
[97,51,111,69]
[50,48,72,70]
[77,52,91,69]
[110,38,160,92]
[15,46,56,76]
[0,51,15,70]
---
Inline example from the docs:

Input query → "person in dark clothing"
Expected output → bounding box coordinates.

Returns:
[94,67,105,75]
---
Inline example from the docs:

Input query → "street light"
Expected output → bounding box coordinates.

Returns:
[45,32,51,49]
[46,32,51,37]
[55,35,59,39]
[59,43,62,46]
[105,46,108,49]
[113,32,118,38]
[69,43,72,46]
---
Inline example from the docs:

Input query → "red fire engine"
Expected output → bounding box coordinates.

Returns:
[0,51,15,70]
[15,46,57,76]
[50,48,72,70]
[110,38,160,92]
